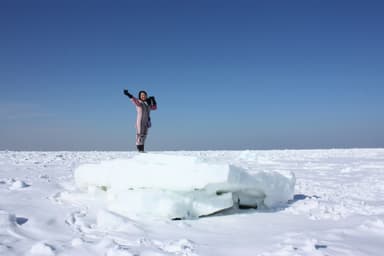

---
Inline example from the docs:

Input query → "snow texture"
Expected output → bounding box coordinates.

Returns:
[1,149,384,256]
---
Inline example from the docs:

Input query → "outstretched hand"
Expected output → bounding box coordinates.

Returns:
[123,89,133,98]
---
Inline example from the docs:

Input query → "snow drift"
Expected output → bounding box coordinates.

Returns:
[74,153,295,219]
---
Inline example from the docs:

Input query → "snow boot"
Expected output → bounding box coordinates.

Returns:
[137,145,145,152]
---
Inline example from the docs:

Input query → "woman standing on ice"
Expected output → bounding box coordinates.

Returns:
[123,89,157,152]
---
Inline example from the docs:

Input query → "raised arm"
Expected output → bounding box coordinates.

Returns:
[123,89,133,98]
[148,96,157,110]
[123,89,141,107]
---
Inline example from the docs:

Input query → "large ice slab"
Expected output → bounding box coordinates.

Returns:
[108,189,234,219]
[74,153,295,219]
[75,154,231,191]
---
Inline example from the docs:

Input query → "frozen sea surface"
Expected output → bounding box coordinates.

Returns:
[0,149,383,255]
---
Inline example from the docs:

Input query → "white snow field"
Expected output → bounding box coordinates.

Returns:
[0,149,384,256]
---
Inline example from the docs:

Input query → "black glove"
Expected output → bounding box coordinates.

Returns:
[147,96,157,106]
[123,89,133,99]
[152,96,157,106]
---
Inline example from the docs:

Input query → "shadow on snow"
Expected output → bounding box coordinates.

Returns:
[193,194,321,220]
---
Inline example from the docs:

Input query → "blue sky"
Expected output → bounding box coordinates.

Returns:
[1,0,383,151]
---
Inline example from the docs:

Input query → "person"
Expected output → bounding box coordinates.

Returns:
[123,89,157,152]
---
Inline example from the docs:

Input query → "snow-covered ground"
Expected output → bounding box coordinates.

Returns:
[1,149,384,256]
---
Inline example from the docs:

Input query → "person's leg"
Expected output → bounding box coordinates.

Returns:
[136,118,148,152]
[136,133,147,152]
